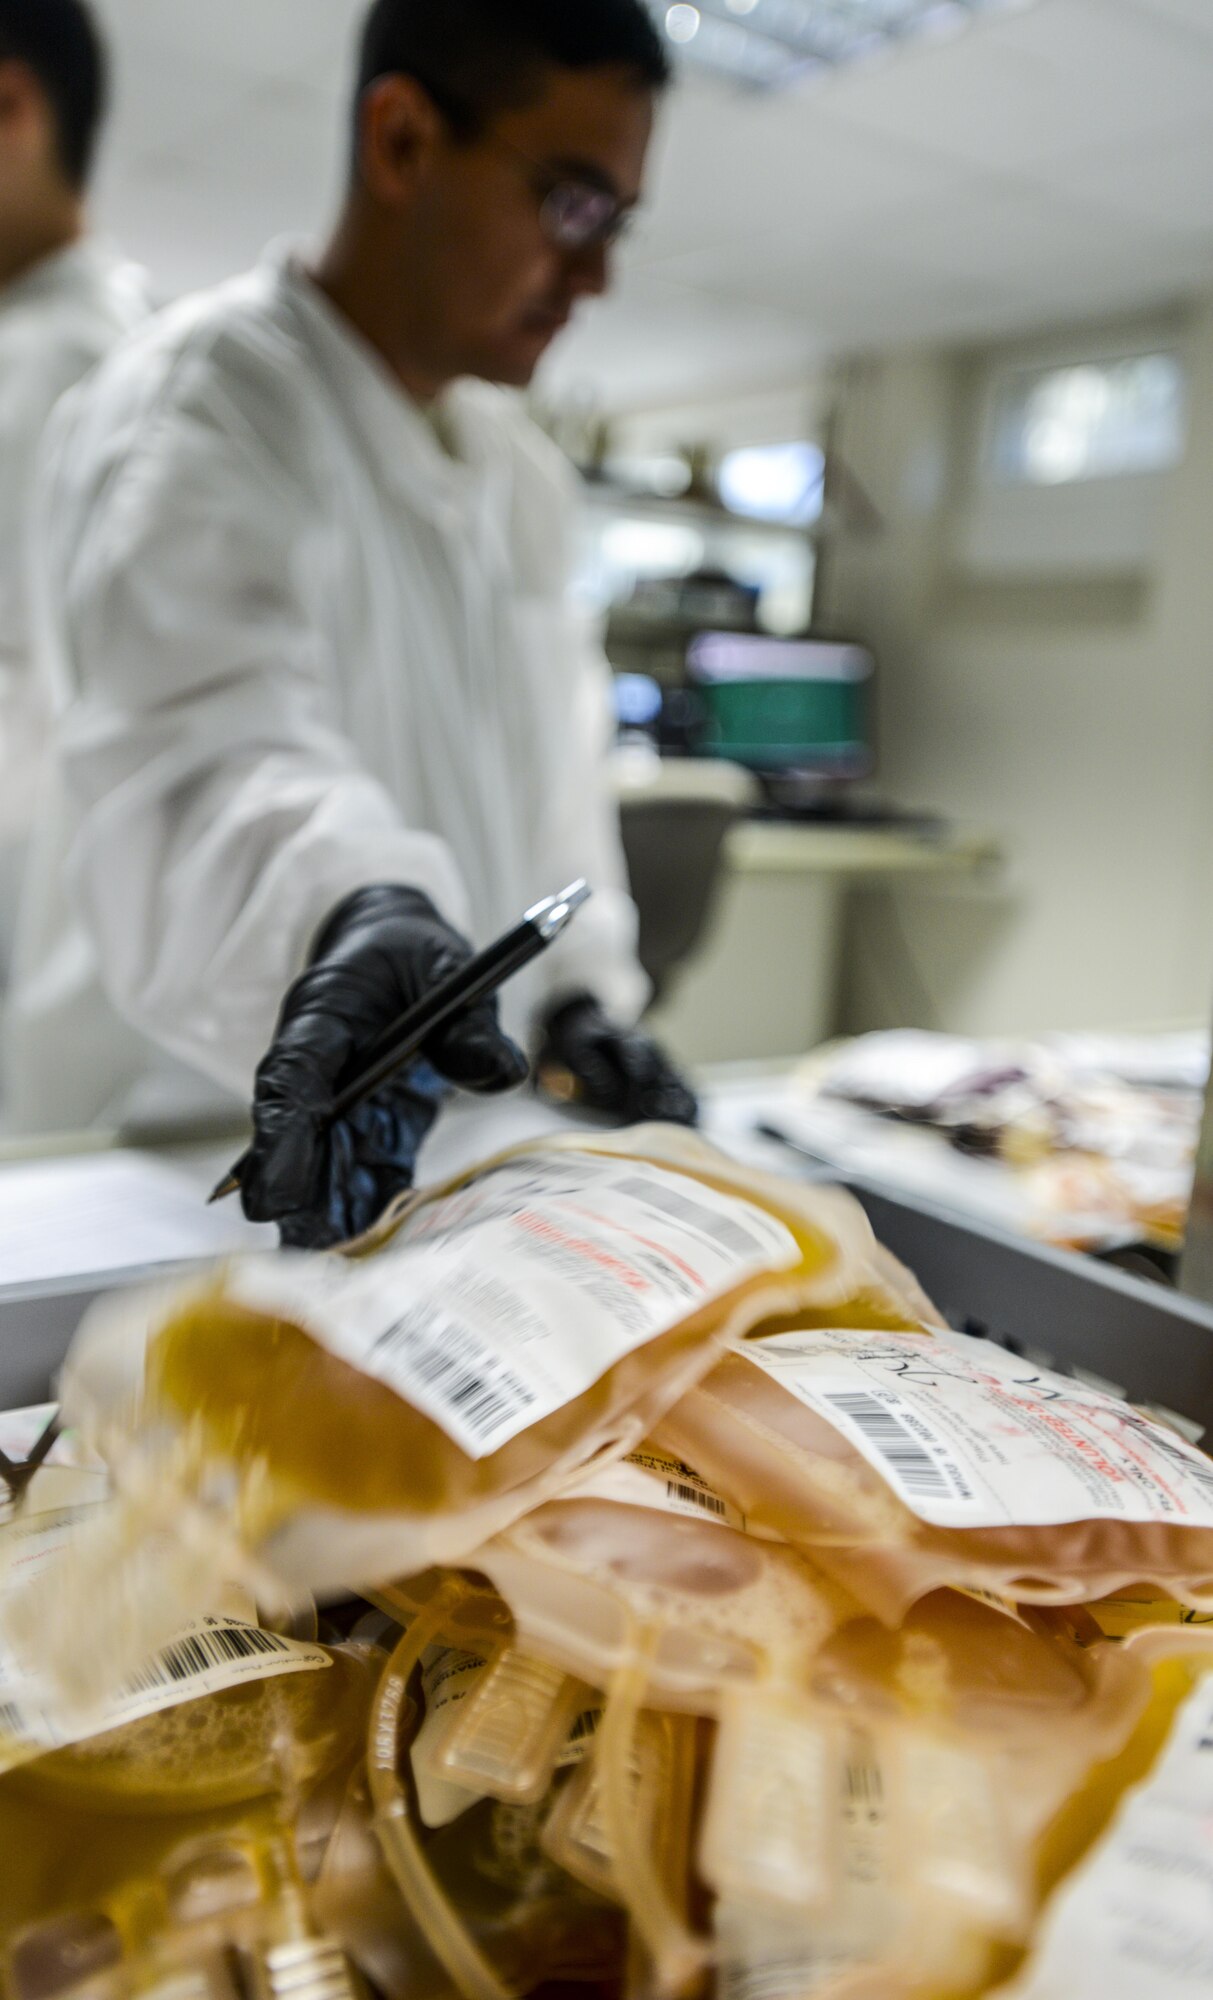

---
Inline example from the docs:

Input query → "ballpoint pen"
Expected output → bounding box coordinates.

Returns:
[208,879,593,1205]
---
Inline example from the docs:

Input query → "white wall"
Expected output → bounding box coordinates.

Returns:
[817,294,1213,1038]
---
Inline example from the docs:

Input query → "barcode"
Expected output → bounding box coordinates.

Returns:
[556,1706,602,1769]
[124,1622,292,1695]
[0,1701,26,1738]
[612,1175,765,1264]
[825,1391,951,1499]
[374,1306,535,1444]
[666,1479,727,1518]
[845,1758,883,1806]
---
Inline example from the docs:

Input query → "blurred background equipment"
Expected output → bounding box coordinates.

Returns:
[687,631,876,803]
[7,0,1213,1140]
[617,779,747,1003]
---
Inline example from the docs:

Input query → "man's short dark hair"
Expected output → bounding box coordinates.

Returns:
[356,0,670,144]
[0,0,107,189]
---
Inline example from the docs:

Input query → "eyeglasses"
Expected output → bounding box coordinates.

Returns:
[411,74,638,253]
[484,131,636,253]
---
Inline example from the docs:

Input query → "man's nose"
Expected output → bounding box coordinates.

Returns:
[565,240,611,300]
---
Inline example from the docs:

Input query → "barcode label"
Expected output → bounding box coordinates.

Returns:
[611,1175,772,1264]
[230,1152,798,1463]
[557,1707,602,1768]
[123,1621,293,1694]
[745,1325,1213,1532]
[373,1304,536,1445]
[667,1479,727,1518]
[0,1600,330,1777]
[823,1391,953,1500]
[569,1447,746,1531]
[845,1756,884,1809]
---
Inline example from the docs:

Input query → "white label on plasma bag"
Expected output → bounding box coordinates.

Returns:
[997,1674,1213,1997]
[228,1154,799,1461]
[743,1326,1213,1531]
[0,1519,330,1776]
[569,1447,746,1531]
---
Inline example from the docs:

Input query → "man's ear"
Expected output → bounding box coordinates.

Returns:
[357,73,448,205]
[0,58,40,134]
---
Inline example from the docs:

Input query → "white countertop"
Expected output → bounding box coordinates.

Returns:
[0,1083,785,1300]
[725,818,1001,878]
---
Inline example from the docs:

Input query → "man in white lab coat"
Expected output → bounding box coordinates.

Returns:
[7,0,696,1245]
[0,0,146,982]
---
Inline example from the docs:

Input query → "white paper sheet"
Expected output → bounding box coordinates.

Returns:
[0,1152,273,1291]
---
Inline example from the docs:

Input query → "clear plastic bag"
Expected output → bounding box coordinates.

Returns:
[462,1480,1148,1996]
[707,1593,1151,2000]
[3,1828,369,2000]
[3,1133,875,1717]
[660,1325,1213,1620]
[992,1631,1213,1998]
[0,1634,377,1946]
[358,1580,631,2000]
[458,1481,857,1992]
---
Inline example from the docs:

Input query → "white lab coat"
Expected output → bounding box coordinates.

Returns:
[0,241,148,981]
[4,250,647,1134]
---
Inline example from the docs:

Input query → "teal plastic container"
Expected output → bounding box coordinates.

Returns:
[698,675,869,772]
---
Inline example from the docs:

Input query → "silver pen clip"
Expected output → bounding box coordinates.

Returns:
[526,878,593,942]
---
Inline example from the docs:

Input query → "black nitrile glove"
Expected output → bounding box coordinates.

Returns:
[537,993,699,1128]
[242,886,529,1249]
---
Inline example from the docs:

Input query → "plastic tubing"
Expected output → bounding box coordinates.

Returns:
[366,1581,516,2000]
[597,1621,708,1999]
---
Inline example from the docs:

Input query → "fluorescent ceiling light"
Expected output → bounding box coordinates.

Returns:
[649,0,1039,88]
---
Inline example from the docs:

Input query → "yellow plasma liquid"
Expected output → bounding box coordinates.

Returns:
[147,1144,853,1538]
[0,1649,373,1947]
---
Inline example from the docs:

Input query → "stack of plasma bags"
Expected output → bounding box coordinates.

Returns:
[0,1126,1209,2000]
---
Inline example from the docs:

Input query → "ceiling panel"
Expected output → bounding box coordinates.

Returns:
[84,0,1213,410]
[1103,0,1213,46]
[824,0,1213,169]
[633,74,963,265]
[100,79,342,298]
[539,267,823,408]
[1017,115,1213,239]
[99,0,361,89]
[90,29,250,159]
[659,221,1009,336]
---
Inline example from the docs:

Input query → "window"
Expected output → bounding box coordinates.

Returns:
[959,336,1189,577]
[718,441,826,526]
[988,352,1187,488]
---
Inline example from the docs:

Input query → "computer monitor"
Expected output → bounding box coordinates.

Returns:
[686,633,876,781]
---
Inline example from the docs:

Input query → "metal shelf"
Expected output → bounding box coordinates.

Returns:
[4,1158,1208,1441]
[580,479,820,545]
[851,1177,1213,1439]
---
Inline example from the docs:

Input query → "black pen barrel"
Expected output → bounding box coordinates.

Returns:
[332,923,542,1115]
[208,881,589,1206]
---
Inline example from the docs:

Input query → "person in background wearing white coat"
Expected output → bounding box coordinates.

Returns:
[6,0,696,1245]
[0,0,146,985]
